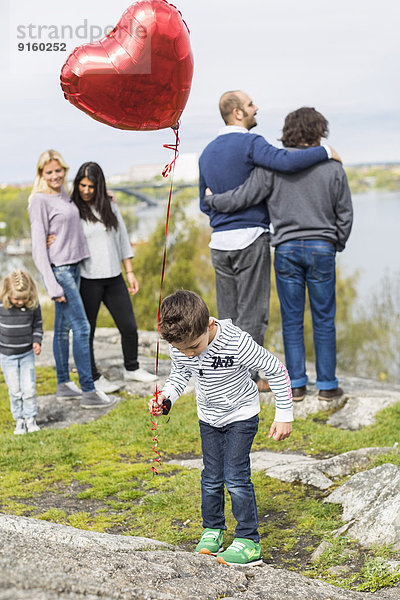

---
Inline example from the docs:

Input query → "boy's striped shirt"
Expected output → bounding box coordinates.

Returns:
[162,319,293,427]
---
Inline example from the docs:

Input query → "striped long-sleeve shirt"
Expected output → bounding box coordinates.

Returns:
[0,303,43,356]
[162,319,293,427]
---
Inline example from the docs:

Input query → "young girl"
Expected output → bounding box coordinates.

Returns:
[0,270,43,434]
[28,150,115,409]
[48,162,157,392]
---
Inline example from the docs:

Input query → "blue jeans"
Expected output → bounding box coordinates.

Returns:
[52,264,94,392]
[274,240,338,390]
[199,415,259,542]
[0,350,37,420]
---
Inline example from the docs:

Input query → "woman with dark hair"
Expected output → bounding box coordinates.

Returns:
[70,162,157,391]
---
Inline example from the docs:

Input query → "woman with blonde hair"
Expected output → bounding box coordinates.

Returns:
[0,269,43,434]
[28,149,114,409]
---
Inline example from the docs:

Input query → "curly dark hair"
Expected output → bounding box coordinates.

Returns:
[159,290,210,344]
[280,107,329,148]
[71,162,118,230]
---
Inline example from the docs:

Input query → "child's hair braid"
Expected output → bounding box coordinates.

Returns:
[13,269,27,292]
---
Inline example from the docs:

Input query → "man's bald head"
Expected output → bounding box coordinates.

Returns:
[219,91,245,124]
[219,91,258,130]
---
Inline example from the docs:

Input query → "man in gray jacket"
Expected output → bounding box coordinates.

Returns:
[205,107,353,402]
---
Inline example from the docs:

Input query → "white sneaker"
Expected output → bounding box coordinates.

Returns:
[25,417,41,433]
[94,375,121,394]
[14,418,26,435]
[124,368,158,383]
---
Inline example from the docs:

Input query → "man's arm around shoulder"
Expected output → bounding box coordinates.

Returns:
[251,135,332,174]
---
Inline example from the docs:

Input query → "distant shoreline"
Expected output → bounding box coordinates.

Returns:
[2,162,400,192]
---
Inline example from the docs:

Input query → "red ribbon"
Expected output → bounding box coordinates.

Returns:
[150,123,180,475]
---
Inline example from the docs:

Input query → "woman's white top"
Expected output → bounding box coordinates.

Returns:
[79,203,133,279]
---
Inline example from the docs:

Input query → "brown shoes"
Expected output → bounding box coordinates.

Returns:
[290,386,344,402]
[318,387,344,401]
[291,386,307,402]
[256,379,271,393]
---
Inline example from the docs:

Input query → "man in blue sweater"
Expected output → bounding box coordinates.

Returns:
[199,90,338,390]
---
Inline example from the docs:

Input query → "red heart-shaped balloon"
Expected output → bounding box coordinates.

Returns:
[60,0,194,131]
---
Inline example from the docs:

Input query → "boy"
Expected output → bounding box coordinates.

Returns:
[150,290,293,566]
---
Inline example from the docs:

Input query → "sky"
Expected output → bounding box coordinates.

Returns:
[1,0,399,183]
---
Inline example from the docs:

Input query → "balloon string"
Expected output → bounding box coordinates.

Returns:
[150,122,180,475]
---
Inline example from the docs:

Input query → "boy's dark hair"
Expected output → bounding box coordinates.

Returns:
[280,107,329,148]
[159,290,210,344]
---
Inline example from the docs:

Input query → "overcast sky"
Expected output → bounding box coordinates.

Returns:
[1,0,399,183]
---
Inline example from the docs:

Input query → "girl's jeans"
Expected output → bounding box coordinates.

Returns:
[0,350,37,420]
[52,264,94,392]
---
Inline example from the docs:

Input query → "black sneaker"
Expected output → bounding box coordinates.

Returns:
[318,387,344,401]
[292,386,307,402]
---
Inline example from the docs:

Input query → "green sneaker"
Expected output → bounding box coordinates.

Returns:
[217,538,262,566]
[195,528,224,555]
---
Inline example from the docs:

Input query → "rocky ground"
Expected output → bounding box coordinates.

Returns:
[34,329,172,429]
[34,328,400,433]
[1,328,400,600]
[1,513,400,600]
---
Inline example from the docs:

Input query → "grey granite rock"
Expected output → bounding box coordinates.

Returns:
[35,329,400,433]
[6,328,399,599]
[260,370,400,431]
[1,514,399,600]
[34,329,196,431]
[169,447,396,491]
[325,463,400,549]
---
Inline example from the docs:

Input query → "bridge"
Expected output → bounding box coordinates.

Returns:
[109,182,198,207]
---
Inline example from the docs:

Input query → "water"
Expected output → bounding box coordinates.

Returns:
[2,190,399,307]
[337,190,400,304]
[134,189,400,308]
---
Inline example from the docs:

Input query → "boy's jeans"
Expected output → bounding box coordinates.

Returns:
[274,240,338,390]
[0,350,37,420]
[52,264,94,392]
[199,415,259,542]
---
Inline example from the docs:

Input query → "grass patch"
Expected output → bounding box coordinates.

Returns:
[353,554,400,591]
[0,367,399,591]
[305,540,400,592]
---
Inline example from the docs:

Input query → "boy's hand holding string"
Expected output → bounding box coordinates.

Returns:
[150,394,171,416]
